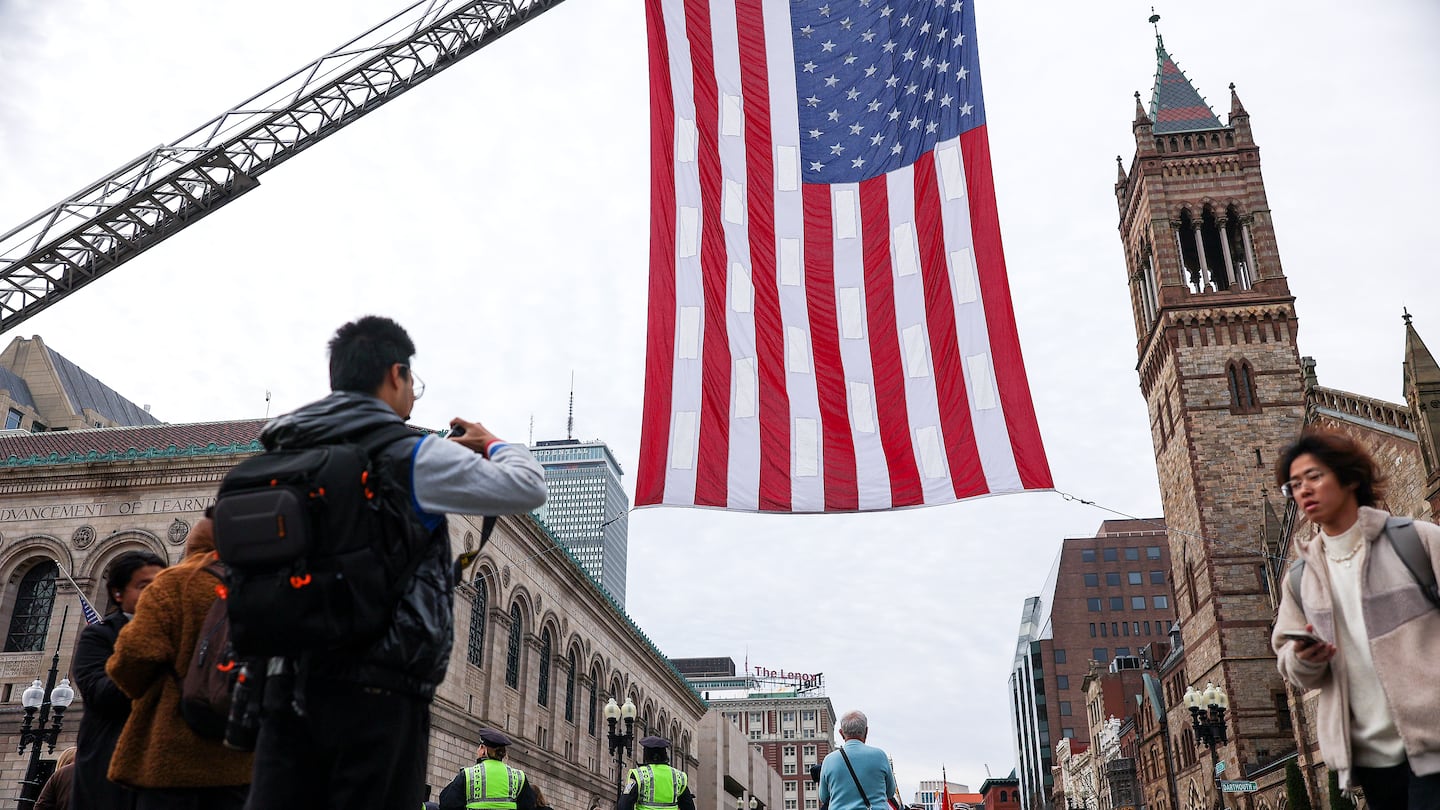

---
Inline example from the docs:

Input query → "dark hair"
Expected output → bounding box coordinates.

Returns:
[642,746,669,765]
[105,550,168,610]
[328,315,416,394]
[1274,428,1384,507]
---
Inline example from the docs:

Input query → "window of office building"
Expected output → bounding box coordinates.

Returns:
[1109,597,1124,610]
[1128,572,1143,585]
[784,764,797,774]
[4,409,21,430]
[1147,546,1162,559]
[1125,548,1140,561]
[1056,675,1069,690]
[1131,596,1146,610]
[1103,548,1118,562]
[1082,549,1096,562]
[1087,598,1102,612]
[1092,647,1107,663]
[1154,595,1170,609]
[1054,649,1066,664]
[1150,570,1166,584]
[1106,572,1121,586]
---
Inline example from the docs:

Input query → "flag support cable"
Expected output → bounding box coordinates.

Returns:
[1055,490,1288,563]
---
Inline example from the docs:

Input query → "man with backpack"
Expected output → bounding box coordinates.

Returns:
[1272,429,1440,809]
[232,315,547,809]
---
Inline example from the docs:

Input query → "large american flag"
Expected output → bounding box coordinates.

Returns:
[637,0,1051,512]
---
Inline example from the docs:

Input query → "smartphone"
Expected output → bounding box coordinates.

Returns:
[1280,630,1322,645]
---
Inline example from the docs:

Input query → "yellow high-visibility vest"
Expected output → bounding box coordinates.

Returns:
[630,764,688,810]
[464,759,527,810]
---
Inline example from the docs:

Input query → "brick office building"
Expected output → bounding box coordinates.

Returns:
[1008,520,1174,810]
[1114,23,1440,810]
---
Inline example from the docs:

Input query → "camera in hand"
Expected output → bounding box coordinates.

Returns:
[224,661,265,751]
[450,423,466,437]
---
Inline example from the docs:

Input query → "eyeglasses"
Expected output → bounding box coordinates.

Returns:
[1281,469,1326,499]
[399,365,425,399]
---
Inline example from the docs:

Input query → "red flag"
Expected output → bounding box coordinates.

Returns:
[638,0,1051,513]
[940,770,952,810]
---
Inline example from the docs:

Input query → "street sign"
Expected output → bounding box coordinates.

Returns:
[1220,781,1258,793]
[1214,761,1226,775]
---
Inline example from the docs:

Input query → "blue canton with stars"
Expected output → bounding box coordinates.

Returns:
[792,0,986,184]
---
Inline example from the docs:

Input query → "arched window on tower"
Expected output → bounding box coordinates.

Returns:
[467,577,487,667]
[1227,359,1260,414]
[505,603,523,688]
[5,561,58,652]
[537,628,552,706]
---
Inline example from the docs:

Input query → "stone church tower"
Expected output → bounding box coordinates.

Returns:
[1113,28,1304,796]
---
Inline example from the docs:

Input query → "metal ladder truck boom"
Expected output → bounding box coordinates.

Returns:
[0,0,566,334]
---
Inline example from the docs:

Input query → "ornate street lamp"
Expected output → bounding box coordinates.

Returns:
[16,606,75,810]
[604,696,637,798]
[1183,682,1231,809]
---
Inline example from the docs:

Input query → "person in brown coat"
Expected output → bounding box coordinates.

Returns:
[34,746,75,810]
[107,517,251,810]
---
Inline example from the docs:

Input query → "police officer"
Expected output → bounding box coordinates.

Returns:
[439,728,540,810]
[619,737,695,810]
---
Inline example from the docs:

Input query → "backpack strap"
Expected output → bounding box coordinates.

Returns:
[353,421,422,460]
[1384,516,1440,611]
[1287,559,1305,615]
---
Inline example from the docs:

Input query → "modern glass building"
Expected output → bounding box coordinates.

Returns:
[530,438,629,608]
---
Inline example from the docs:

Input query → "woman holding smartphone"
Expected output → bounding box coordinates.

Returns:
[1271,429,1440,810]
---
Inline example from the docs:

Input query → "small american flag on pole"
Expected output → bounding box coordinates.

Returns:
[57,561,103,624]
[638,0,1050,511]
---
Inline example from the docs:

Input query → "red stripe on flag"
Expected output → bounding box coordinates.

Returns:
[683,0,732,507]
[912,152,986,499]
[636,0,678,507]
[734,0,790,511]
[961,126,1053,488]
[859,177,923,507]
[802,184,858,511]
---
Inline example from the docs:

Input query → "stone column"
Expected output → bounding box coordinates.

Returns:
[1241,220,1258,285]
[1217,218,1238,289]
[1192,222,1212,291]
[1171,222,1194,293]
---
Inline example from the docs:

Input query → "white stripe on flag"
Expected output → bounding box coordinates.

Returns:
[887,163,953,502]
[934,136,1022,492]
[830,183,890,511]
[710,0,760,512]
[661,0,702,506]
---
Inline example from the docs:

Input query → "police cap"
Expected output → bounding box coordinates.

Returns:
[478,728,513,747]
[639,736,671,750]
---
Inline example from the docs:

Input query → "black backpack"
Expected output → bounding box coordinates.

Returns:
[175,560,237,739]
[213,423,422,657]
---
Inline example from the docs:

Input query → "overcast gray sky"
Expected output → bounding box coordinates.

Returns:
[1,0,1436,799]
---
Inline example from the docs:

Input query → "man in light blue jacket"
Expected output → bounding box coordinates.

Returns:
[818,711,897,810]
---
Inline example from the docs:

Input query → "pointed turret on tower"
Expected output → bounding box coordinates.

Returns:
[1403,311,1440,510]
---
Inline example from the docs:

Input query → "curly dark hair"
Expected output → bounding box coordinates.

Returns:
[1274,428,1384,508]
